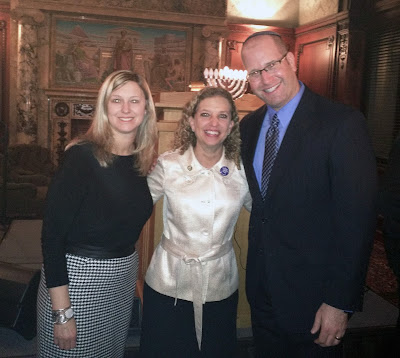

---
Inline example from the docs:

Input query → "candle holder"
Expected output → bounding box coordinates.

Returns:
[203,66,248,100]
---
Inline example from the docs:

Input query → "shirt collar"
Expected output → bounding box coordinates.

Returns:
[265,81,305,127]
[180,145,234,178]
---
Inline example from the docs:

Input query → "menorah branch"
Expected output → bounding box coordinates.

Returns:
[203,66,248,100]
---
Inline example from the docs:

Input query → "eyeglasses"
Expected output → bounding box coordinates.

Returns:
[246,52,288,81]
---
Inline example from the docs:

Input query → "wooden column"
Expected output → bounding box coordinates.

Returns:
[334,18,367,109]
[12,9,45,144]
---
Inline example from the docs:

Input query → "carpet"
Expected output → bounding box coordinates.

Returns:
[366,232,398,307]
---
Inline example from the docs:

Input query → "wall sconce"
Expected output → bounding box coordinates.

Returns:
[203,66,248,100]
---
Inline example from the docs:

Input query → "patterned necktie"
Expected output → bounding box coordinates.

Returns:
[261,114,280,198]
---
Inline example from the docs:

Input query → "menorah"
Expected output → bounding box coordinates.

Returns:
[203,66,248,100]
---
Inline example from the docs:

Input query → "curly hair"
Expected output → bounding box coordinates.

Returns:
[72,70,158,175]
[173,87,241,169]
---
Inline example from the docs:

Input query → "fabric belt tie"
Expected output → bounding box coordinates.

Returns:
[160,234,233,350]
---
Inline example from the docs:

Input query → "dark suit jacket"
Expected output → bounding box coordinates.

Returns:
[240,87,377,334]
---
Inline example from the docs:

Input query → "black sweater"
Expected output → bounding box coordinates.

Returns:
[41,143,152,288]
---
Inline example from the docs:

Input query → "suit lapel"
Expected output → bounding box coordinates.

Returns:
[266,88,316,198]
[243,105,267,202]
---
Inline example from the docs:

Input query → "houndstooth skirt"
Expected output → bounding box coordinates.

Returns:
[37,251,138,357]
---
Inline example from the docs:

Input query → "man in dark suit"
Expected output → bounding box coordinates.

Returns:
[240,31,377,357]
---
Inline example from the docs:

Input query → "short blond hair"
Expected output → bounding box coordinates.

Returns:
[174,87,241,169]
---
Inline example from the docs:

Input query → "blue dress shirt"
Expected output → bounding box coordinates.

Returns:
[253,81,305,189]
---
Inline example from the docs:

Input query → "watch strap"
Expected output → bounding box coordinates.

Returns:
[52,306,74,325]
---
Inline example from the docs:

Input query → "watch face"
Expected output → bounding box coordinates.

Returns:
[65,308,74,319]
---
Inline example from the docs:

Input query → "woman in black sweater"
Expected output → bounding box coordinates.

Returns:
[36,70,157,357]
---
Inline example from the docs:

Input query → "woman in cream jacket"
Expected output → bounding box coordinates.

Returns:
[140,87,251,357]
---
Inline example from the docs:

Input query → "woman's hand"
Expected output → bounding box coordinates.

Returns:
[53,317,77,350]
[147,155,159,175]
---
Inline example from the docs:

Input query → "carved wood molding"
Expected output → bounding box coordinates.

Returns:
[337,19,349,71]
[14,1,225,26]
[338,33,348,70]
[11,8,45,24]
[201,25,229,40]
[55,121,68,166]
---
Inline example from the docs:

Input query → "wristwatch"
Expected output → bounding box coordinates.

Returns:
[52,306,74,325]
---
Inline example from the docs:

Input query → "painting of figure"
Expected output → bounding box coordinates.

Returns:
[69,41,99,82]
[113,30,133,71]
[53,17,189,91]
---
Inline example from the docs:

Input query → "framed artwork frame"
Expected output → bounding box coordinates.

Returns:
[50,15,192,92]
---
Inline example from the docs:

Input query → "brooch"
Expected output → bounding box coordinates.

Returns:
[187,165,192,171]
[220,166,229,176]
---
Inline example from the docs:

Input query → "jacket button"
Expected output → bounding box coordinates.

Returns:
[257,248,264,255]
[262,218,268,224]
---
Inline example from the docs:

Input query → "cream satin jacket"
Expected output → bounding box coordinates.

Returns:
[145,146,252,303]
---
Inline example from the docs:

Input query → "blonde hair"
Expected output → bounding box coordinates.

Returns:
[174,87,241,169]
[74,70,158,175]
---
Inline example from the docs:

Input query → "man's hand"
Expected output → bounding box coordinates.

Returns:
[311,302,348,347]
[53,318,77,350]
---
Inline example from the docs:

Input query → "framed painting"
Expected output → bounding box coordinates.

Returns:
[50,16,192,92]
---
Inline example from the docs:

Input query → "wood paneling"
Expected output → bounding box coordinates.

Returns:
[296,33,336,98]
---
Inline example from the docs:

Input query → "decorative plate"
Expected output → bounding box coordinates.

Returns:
[55,102,70,117]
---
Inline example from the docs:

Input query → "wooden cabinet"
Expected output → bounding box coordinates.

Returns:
[295,13,367,109]
[295,26,336,99]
